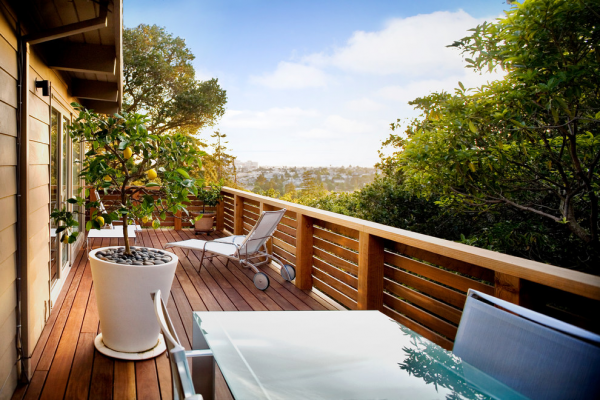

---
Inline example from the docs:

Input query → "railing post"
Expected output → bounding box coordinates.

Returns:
[174,210,182,230]
[260,202,273,254]
[216,198,225,232]
[234,195,244,235]
[295,213,313,290]
[494,272,521,304]
[357,232,385,310]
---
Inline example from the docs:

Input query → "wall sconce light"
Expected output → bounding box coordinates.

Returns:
[35,79,50,97]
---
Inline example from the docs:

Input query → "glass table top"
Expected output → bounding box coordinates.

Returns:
[193,311,528,400]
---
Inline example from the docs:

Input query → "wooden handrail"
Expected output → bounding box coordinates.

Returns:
[220,186,600,349]
[220,187,600,301]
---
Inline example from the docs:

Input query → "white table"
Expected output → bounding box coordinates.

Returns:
[192,311,527,400]
[86,225,142,254]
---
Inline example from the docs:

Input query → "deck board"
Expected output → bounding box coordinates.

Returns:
[13,228,337,400]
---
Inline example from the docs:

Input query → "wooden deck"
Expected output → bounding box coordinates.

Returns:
[12,229,341,400]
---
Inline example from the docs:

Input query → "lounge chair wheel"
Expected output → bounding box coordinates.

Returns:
[281,264,296,281]
[253,272,270,291]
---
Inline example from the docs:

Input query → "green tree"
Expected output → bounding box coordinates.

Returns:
[123,24,227,135]
[52,105,204,255]
[202,130,237,186]
[390,0,600,248]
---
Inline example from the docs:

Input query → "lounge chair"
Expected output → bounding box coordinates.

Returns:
[153,290,212,400]
[165,209,295,290]
[453,289,600,400]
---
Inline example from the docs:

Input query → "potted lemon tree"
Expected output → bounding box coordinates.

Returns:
[52,104,203,359]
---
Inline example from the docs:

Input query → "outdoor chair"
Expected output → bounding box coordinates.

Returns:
[165,208,295,290]
[152,290,213,400]
[453,289,600,400]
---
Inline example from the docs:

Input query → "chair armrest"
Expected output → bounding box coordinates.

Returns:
[185,349,213,358]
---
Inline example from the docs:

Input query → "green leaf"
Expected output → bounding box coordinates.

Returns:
[175,168,190,178]
[468,121,478,133]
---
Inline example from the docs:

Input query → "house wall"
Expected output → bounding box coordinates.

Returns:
[0,8,18,399]
[0,6,80,399]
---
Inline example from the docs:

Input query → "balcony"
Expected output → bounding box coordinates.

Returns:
[12,187,600,400]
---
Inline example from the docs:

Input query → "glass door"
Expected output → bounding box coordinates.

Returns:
[60,115,69,271]
[50,109,59,286]
[50,107,75,292]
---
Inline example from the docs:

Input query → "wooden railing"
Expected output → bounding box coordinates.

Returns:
[88,187,223,230]
[219,187,600,350]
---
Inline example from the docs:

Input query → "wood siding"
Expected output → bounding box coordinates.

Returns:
[0,7,18,399]
[0,4,81,397]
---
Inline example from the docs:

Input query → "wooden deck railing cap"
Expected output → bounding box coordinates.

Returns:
[221,187,600,301]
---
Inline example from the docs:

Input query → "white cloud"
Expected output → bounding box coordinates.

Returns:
[295,128,340,139]
[346,98,385,112]
[377,69,506,104]
[305,10,484,77]
[250,61,329,89]
[323,115,373,135]
[220,107,320,130]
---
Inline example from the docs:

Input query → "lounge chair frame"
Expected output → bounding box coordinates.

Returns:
[166,209,295,290]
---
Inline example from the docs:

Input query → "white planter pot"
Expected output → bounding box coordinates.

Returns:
[89,246,178,359]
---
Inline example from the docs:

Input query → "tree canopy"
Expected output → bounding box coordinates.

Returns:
[388,0,600,248]
[123,24,227,136]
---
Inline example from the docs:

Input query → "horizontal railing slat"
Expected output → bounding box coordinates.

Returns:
[313,248,358,276]
[313,237,359,264]
[312,268,358,301]
[313,257,358,289]
[313,226,359,251]
[382,306,453,350]
[385,251,494,295]
[384,265,466,309]
[384,293,458,340]
[313,278,358,310]
[384,279,462,325]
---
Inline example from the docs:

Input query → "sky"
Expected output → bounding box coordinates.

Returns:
[124,0,512,167]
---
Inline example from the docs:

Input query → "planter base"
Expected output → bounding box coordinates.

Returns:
[94,333,167,360]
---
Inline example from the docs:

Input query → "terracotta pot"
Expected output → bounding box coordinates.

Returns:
[195,212,215,233]
[89,246,178,358]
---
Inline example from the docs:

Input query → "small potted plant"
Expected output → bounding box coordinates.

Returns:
[52,104,204,360]
[194,185,223,234]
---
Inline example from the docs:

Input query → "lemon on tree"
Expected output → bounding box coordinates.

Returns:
[146,168,157,180]
[123,147,133,160]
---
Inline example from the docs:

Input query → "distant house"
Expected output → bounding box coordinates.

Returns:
[0,0,123,394]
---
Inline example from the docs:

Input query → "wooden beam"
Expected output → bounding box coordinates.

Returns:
[215,199,225,232]
[72,79,118,102]
[295,214,314,290]
[495,272,522,305]
[174,210,182,231]
[24,2,108,45]
[80,100,119,115]
[233,195,244,235]
[47,42,116,75]
[357,232,385,310]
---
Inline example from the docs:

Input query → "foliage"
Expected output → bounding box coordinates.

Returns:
[196,185,223,214]
[201,131,238,187]
[304,175,598,272]
[388,0,600,250]
[123,24,227,135]
[51,104,204,254]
